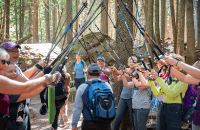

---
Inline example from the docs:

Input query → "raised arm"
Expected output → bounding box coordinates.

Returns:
[122,74,134,88]
[164,56,200,79]
[0,73,60,95]
[110,66,122,82]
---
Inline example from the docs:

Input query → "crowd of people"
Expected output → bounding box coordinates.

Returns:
[0,40,200,130]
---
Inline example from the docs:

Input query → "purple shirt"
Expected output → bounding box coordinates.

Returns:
[99,67,109,82]
[0,94,10,115]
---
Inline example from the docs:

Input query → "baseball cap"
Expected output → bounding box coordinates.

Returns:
[1,41,21,50]
[97,56,105,61]
[87,63,100,74]
[76,53,81,56]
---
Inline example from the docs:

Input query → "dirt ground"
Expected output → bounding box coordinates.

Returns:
[29,94,83,130]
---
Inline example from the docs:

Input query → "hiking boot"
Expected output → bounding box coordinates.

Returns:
[60,119,64,125]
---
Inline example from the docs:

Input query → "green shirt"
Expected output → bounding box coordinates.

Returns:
[148,77,188,104]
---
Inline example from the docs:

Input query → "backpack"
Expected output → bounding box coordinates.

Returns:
[180,84,197,123]
[55,77,68,100]
[82,79,116,122]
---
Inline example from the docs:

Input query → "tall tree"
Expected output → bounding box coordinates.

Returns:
[5,0,10,38]
[33,0,39,43]
[197,0,200,49]
[1,0,7,43]
[177,0,185,55]
[76,0,79,31]
[44,0,50,42]
[155,0,161,48]
[20,0,25,38]
[170,0,177,53]
[186,0,196,64]
[161,0,166,51]
[65,0,73,46]
[52,0,57,42]
[28,0,33,43]
[148,0,154,60]
[115,0,133,130]
[101,0,108,34]
[15,0,18,40]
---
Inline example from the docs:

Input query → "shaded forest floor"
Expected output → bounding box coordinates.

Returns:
[29,94,83,130]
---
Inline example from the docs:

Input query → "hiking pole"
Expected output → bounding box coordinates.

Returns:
[117,4,148,70]
[121,0,159,67]
[121,0,164,56]
[45,2,87,62]
[94,24,125,66]
[89,28,122,68]
[133,0,153,69]
[85,40,111,66]
[104,6,136,64]
[54,7,72,43]
[46,1,105,123]
[72,28,95,64]
[46,8,65,64]
[50,3,105,66]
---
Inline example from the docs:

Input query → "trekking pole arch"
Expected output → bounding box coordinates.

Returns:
[117,4,148,70]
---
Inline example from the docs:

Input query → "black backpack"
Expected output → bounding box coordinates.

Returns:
[55,77,68,100]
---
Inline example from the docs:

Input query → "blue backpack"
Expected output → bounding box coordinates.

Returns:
[82,79,116,122]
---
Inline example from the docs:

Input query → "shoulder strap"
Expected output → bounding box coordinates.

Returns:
[73,61,76,68]
[81,60,85,68]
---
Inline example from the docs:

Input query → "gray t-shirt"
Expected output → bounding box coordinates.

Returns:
[132,87,152,109]
[120,79,134,99]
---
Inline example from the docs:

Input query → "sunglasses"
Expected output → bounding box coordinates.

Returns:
[0,59,10,65]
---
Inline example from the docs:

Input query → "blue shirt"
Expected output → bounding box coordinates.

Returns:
[74,60,86,79]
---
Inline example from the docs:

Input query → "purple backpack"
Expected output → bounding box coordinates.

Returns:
[180,85,197,123]
[192,85,200,125]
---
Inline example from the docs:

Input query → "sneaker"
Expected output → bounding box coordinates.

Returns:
[64,115,68,122]
[16,116,23,123]
[60,119,64,125]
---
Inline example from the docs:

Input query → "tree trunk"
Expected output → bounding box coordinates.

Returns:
[15,34,33,44]
[66,0,73,46]
[179,0,185,56]
[76,0,79,31]
[28,0,33,43]
[101,0,108,35]
[186,0,196,64]
[197,0,200,49]
[20,0,25,38]
[19,0,21,39]
[148,0,154,62]
[44,0,50,42]
[15,0,18,40]
[33,0,39,43]
[176,0,185,56]
[115,1,133,130]
[155,0,161,49]
[161,0,166,51]
[142,0,149,30]
[1,0,6,43]
[5,0,10,38]
[52,0,57,42]
[170,0,177,53]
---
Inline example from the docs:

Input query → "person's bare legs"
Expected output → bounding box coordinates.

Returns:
[64,96,69,122]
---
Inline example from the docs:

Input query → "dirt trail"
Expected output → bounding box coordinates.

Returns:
[29,94,83,130]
